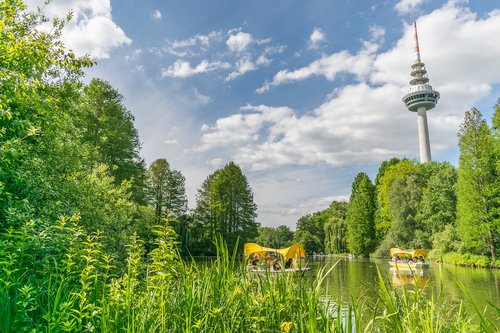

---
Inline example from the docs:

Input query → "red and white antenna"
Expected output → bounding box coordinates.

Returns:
[413,20,421,63]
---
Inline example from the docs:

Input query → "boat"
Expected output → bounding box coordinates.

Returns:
[244,243,309,274]
[389,248,430,271]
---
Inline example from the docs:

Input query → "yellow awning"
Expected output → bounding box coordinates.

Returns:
[390,248,428,257]
[244,243,306,259]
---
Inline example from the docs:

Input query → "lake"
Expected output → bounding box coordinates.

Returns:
[305,256,500,319]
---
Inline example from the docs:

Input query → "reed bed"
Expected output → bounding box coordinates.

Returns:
[1,218,498,332]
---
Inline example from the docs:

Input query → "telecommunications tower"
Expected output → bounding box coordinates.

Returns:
[402,21,440,163]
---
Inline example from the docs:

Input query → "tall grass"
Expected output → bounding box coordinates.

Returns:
[1,218,498,332]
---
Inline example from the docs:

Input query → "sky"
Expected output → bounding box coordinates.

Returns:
[28,0,500,229]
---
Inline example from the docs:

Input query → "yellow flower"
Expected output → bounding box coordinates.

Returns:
[280,321,293,333]
[234,286,242,295]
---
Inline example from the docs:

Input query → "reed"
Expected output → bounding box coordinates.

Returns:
[1,219,497,332]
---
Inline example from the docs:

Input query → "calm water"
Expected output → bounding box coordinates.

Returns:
[305,256,500,317]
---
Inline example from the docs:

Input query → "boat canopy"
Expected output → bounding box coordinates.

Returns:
[390,248,428,258]
[244,243,306,259]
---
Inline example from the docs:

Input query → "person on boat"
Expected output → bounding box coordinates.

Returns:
[393,255,400,263]
[265,255,271,268]
[251,254,261,268]
[273,257,282,270]
[408,256,414,263]
[417,255,425,263]
[285,257,293,269]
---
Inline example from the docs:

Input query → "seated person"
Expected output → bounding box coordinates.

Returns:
[251,254,260,267]
[285,257,293,269]
[273,258,282,270]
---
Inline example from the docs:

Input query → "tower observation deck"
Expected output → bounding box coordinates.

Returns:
[402,21,439,163]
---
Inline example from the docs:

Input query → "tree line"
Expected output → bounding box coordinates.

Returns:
[292,105,499,266]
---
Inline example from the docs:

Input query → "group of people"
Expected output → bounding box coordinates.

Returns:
[248,253,294,270]
[392,254,426,263]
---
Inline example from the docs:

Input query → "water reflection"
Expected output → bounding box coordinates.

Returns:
[305,256,500,321]
[389,267,430,288]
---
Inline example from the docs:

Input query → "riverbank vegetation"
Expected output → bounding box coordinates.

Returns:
[0,1,498,331]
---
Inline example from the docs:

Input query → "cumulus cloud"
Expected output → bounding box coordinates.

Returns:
[395,0,427,15]
[203,3,500,171]
[162,60,230,78]
[309,27,326,49]
[257,40,377,93]
[226,31,253,53]
[28,0,131,59]
[151,9,162,20]
[197,105,294,151]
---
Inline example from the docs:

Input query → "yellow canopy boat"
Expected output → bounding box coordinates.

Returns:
[389,247,430,270]
[244,243,309,273]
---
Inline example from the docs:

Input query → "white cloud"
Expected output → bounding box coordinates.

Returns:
[125,48,142,62]
[204,3,500,171]
[257,41,376,93]
[159,31,223,57]
[197,105,294,151]
[226,31,253,53]
[151,9,162,20]
[309,27,326,49]
[163,139,178,145]
[369,25,385,42]
[208,158,224,168]
[395,0,426,15]
[28,0,131,59]
[226,56,257,81]
[162,60,230,78]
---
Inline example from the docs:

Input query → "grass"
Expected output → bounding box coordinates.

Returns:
[0,219,498,332]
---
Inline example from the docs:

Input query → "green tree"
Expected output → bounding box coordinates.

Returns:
[346,173,376,256]
[194,162,258,254]
[294,209,330,254]
[415,162,457,236]
[256,225,294,248]
[80,78,147,204]
[387,176,422,248]
[374,158,415,239]
[324,201,348,254]
[147,159,187,222]
[457,108,499,260]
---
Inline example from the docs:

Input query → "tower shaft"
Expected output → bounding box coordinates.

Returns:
[417,107,431,163]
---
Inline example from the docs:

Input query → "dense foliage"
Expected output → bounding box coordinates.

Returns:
[194,162,259,254]
[256,225,294,248]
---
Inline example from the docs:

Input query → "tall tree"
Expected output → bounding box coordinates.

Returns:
[147,159,187,222]
[387,176,422,249]
[457,108,499,260]
[374,159,417,240]
[415,162,457,237]
[346,173,376,256]
[324,201,348,254]
[194,162,258,254]
[80,78,147,204]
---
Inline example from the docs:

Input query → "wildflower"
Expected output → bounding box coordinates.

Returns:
[280,321,293,333]
[234,286,242,295]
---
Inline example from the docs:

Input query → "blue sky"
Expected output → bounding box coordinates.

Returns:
[29,0,500,228]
